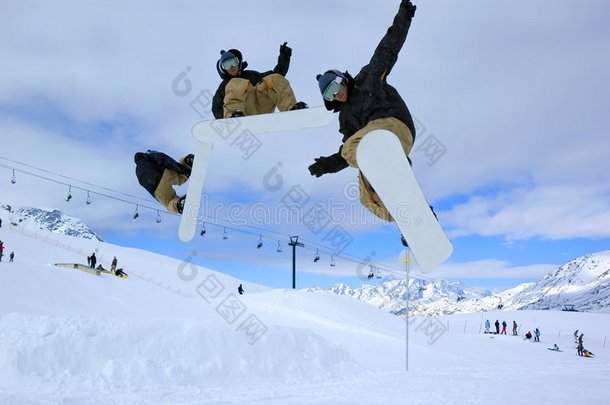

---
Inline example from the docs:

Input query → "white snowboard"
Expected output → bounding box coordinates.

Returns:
[179,107,335,242]
[356,129,453,273]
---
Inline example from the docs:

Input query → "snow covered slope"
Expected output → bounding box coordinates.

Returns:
[1,216,610,404]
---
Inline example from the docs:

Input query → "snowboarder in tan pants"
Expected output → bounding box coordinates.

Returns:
[134,151,193,214]
[212,44,307,119]
[309,0,418,229]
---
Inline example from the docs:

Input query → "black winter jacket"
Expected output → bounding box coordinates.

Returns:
[319,1,417,174]
[212,47,291,119]
[134,151,190,197]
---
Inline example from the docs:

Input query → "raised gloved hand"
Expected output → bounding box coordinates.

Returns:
[279,42,292,57]
[401,0,417,15]
[308,156,330,177]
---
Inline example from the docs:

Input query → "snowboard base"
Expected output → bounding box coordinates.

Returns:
[356,130,453,273]
[179,108,336,241]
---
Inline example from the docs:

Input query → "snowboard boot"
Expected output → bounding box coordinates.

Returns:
[176,195,186,214]
[290,101,308,110]
[231,110,245,117]
[429,205,438,220]
[183,154,194,168]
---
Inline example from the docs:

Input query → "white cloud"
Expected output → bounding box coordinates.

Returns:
[433,258,556,280]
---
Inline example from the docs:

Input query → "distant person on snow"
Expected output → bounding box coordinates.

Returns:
[512,320,518,336]
[578,333,584,346]
[501,321,507,335]
[212,44,307,119]
[115,268,128,278]
[577,341,584,356]
[309,0,420,246]
[484,319,491,334]
[134,150,194,214]
[238,284,244,295]
[111,256,118,273]
[495,320,500,334]
[534,328,540,342]
[574,329,579,343]
[524,331,532,340]
[0,240,4,262]
[9,251,14,262]
[89,252,97,269]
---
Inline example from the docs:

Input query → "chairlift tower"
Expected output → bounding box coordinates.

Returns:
[288,236,304,289]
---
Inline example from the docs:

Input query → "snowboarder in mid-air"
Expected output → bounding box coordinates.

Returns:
[212,43,308,119]
[134,151,194,214]
[309,0,418,245]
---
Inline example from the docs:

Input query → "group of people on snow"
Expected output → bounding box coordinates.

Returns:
[134,0,422,244]
[574,329,593,357]
[88,253,128,277]
[484,321,594,358]
[484,319,519,336]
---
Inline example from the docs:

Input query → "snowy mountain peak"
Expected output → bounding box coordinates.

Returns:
[1,204,103,241]
[505,250,610,312]
[317,251,610,316]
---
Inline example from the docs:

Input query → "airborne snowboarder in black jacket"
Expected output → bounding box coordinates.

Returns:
[134,151,193,214]
[212,44,307,119]
[310,0,418,224]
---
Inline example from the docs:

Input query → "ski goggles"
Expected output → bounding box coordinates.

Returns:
[221,57,240,71]
[322,76,343,102]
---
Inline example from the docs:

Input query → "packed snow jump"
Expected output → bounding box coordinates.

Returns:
[134,0,453,272]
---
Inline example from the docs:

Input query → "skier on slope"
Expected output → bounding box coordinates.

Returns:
[134,151,194,214]
[308,0,418,244]
[212,44,308,119]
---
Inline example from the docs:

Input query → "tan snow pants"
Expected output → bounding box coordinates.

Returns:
[154,155,191,213]
[341,117,414,222]
[223,74,297,118]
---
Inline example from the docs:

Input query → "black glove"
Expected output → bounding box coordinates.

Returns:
[231,110,245,118]
[279,42,292,57]
[308,156,329,178]
[401,0,417,15]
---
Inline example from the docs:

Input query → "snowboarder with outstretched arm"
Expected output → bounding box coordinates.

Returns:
[309,0,418,233]
[134,151,194,214]
[212,44,307,119]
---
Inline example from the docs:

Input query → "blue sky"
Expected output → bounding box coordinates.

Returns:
[2,0,610,291]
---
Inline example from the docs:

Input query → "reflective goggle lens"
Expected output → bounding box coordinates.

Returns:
[221,57,240,70]
[322,77,342,101]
